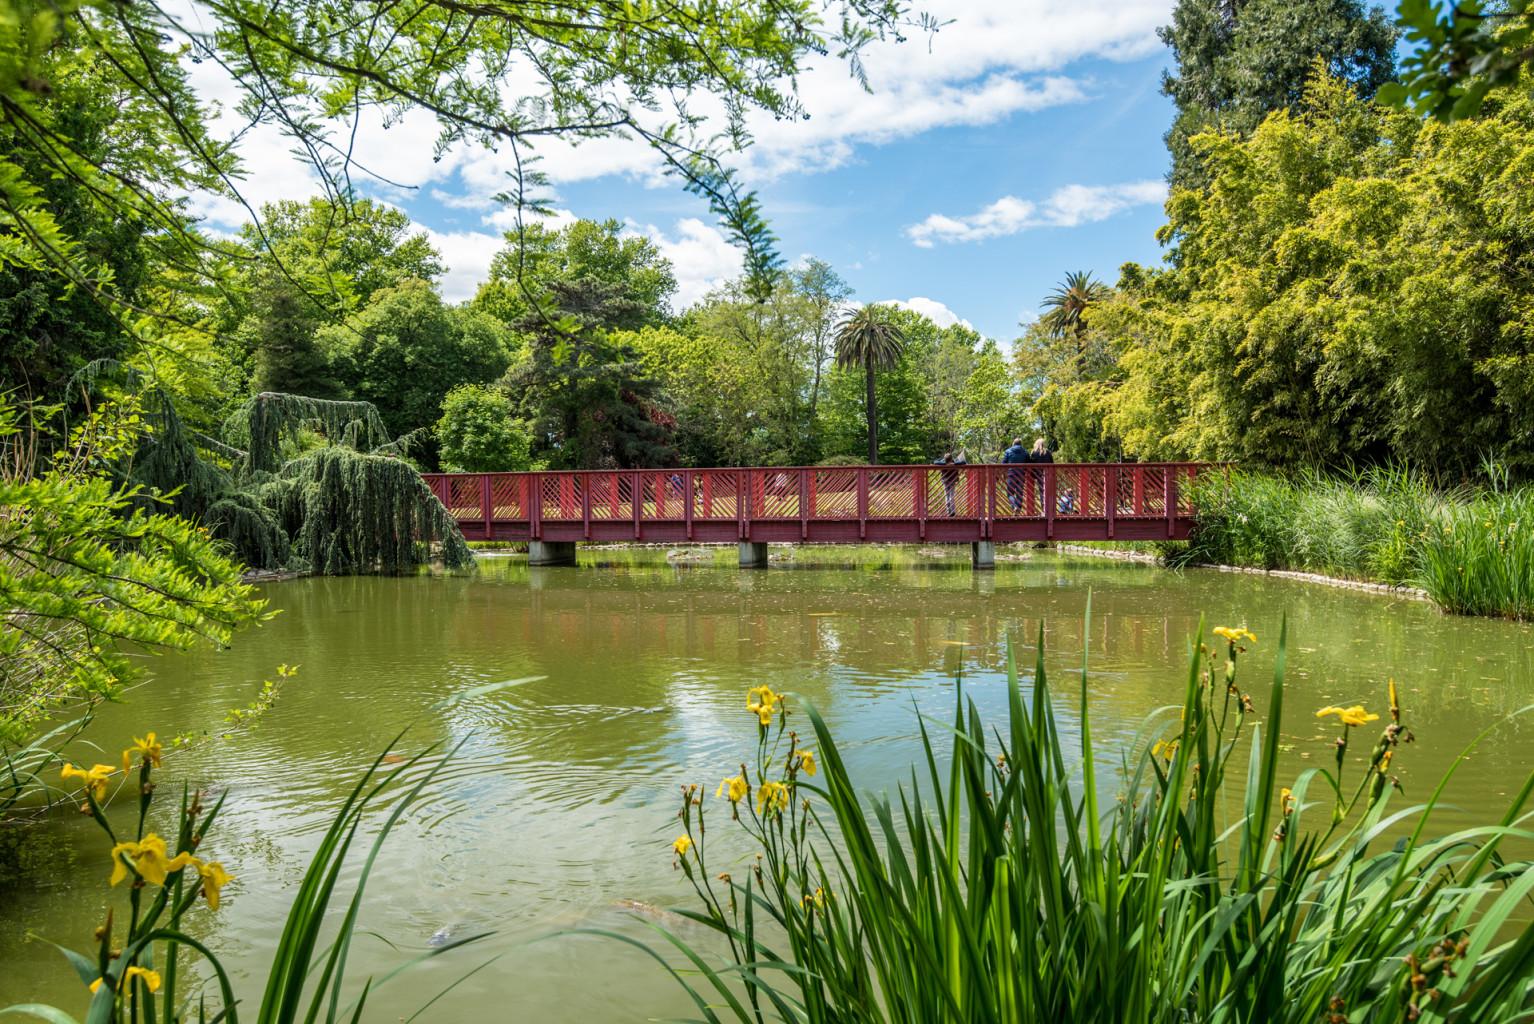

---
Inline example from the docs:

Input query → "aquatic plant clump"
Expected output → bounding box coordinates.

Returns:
[1416,486,1534,620]
[646,626,1534,1022]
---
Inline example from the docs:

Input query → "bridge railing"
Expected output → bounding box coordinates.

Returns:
[423,463,1214,542]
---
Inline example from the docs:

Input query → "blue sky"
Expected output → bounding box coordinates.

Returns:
[189,1,1182,343]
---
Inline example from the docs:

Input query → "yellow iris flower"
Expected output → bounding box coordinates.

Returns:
[794,750,817,777]
[198,860,234,910]
[61,763,116,802]
[1316,705,1379,728]
[90,966,161,995]
[109,833,194,887]
[715,774,749,803]
[1212,626,1257,645]
[121,732,164,774]
[756,780,789,814]
[747,685,779,726]
[672,835,693,857]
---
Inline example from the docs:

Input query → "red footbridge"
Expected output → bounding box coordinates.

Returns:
[423,463,1214,567]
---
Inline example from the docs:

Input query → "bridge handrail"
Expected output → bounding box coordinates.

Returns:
[422,460,1221,477]
[421,462,1222,546]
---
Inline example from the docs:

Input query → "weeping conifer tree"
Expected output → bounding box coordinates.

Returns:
[95,375,471,575]
[223,393,472,574]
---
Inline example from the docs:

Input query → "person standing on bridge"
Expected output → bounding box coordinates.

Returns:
[935,450,966,516]
[1002,437,1027,512]
[1026,437,1053,515]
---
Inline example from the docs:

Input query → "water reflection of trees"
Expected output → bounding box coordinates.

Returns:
[254,563,1534,735]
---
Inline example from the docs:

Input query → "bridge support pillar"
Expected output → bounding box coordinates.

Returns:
[972,540,996,570]
[739,541,769,569]
[528,540,577,567]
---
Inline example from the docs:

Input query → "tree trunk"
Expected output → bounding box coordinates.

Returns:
[865,363,878,464]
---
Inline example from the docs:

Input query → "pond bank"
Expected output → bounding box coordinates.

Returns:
[1053,544,1430,601]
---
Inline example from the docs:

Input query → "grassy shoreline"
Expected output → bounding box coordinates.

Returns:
[1179,468,1534,620]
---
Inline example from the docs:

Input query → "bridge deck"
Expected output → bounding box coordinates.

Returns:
[423,463,1209,545]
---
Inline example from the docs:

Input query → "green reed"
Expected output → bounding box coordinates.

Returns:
[1416,486,1534,620]
[1183,466,1534,620]
[1178,465,1435,585]
[634,624,1534,1022]
[3,729,487,1024]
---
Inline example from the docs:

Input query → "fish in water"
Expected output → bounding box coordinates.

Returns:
[613,899,688,927]
[426,925,455,947]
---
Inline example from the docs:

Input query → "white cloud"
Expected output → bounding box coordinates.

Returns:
[447,0,1168,188]
[167,0,1174,258]
[483,205,579,233]
[627,218,740,309]
[906,180,1167,247]
[422,229,504,303]
[879,297,973,330]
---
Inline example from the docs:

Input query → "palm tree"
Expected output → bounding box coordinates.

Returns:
[1039,270,1109,340]
[834,304,907,464]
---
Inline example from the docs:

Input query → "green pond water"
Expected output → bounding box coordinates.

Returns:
[4,548,1534,1019]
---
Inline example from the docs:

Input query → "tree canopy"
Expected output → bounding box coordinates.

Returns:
[0,0,916,360]
[1159,0,1397,185]
[1384,0,1534,120]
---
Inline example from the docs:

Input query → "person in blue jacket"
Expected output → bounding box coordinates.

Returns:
[1002,437,1027,512]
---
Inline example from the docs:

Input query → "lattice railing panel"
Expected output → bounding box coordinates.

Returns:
[811,469,858,518]
[587,474,632,520]
[635,472,689,518]
[1053,466,1106,517]
[992,466,1046,518]
[692,473,740,519]
[1176,466,1200,515]
[752,471,801,518]
[447,476,482,518]
[489,475,524,519]
[539,475,582,521]
[924,467,981,517]
[867,469,918,518]
[1135,468,1167,516]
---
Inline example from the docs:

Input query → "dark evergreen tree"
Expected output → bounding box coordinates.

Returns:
[504,278,677,469]
[1159,0,1396,187]
[251,281,346,400]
